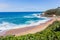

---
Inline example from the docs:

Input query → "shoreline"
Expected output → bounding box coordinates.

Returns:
[0,17,57,36]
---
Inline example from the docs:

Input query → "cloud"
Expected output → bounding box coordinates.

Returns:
[0,3,9,9]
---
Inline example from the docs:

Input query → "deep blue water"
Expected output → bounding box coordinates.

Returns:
[0,12,44,24]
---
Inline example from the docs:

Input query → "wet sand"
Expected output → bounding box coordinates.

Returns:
[0,17,59,36]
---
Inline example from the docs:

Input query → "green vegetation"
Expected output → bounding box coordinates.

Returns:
[0,21,60,40]
[44,7,60,17]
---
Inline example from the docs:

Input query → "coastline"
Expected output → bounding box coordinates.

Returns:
[0,17,58,36]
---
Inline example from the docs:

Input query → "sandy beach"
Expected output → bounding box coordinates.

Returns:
[0,17,60,36]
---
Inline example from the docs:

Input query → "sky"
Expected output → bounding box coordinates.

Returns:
[0,0,60,12]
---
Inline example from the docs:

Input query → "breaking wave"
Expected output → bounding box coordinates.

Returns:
[24,13,42,18]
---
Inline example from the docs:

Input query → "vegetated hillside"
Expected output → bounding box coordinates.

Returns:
[0,21,60,40]
[44,7,60,17]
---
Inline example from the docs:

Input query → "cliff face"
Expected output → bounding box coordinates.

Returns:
[44,7,60,17]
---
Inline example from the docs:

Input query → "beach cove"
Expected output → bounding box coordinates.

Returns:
[0,17,59,36]
[0,12,48,36]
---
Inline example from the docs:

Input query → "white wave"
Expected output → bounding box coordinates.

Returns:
[32,13,41,18]
[24,13,43,18]
[24,16,34,18]
[0,18,51,32]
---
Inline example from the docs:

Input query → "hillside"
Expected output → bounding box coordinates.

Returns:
[43,7,60,17]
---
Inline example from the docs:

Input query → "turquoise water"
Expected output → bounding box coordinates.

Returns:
[0,12,50,32]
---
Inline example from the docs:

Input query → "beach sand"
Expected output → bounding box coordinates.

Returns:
[0,17,60,36]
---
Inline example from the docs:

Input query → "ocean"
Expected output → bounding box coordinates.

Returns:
[0,12,50,32]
